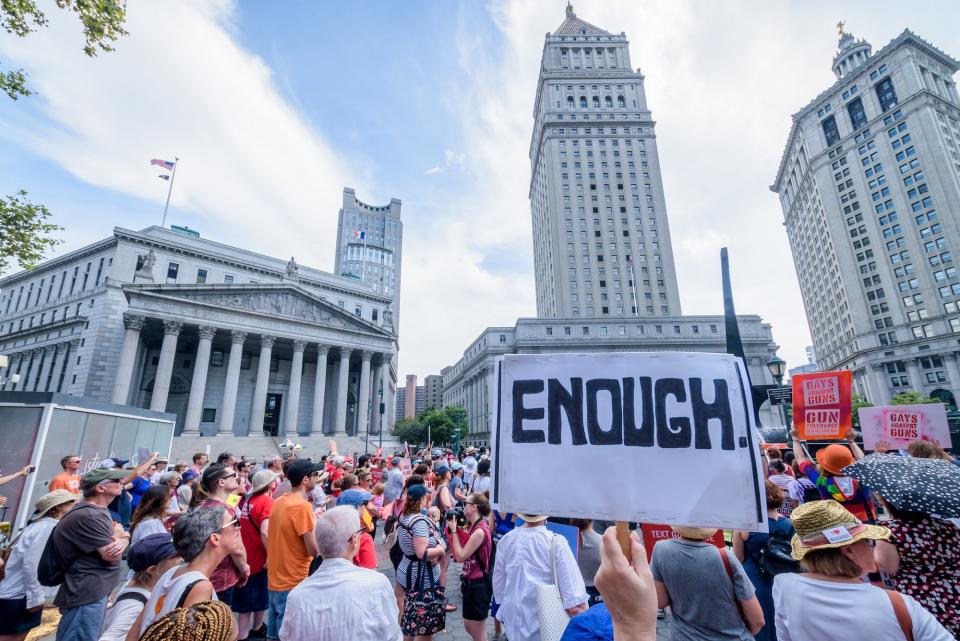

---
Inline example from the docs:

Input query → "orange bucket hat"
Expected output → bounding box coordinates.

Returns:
[815,444,855,475]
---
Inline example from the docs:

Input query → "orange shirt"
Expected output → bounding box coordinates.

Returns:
[266,493,315,591]
[49,472,80,494]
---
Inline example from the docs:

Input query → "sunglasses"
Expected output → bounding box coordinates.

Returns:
[347,527,365,543]
[220,473,237,481]
[215,518,239,534]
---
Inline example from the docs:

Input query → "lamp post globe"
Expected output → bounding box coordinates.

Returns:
[766,355,787,385]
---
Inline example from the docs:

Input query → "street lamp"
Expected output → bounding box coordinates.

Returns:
[766,355,790,434]
[766,355,787,384]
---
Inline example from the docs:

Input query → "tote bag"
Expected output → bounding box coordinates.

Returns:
[536,534,570,641]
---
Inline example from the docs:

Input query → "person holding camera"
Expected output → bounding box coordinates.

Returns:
[447,493,493,641]
[431,464,456,605]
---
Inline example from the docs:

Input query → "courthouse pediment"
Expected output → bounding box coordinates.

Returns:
[122,283,391,337]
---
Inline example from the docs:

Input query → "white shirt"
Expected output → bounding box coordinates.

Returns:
[279,557,401,641]
[99,586,150,641]
[493,526,587,641]
[0,517,57,608]
[773,573,953,641]
[471,474,491,494]
[139,566,215,635]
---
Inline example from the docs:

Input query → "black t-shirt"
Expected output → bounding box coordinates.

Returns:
[53,502,121,608]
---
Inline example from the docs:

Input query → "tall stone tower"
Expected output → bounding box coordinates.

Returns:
[334,187,403,326]
[772,27,960,405]
[529,4,682,319]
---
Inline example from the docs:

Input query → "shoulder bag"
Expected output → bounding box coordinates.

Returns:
[401,550,446,637]
[536,533,571,641]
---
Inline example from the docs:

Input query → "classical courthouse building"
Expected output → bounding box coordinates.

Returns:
[0,223,399,456]
[772,27,960,406]
[443,6,781,444]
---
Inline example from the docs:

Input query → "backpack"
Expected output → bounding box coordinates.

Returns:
[802,484,822,504]
[758,528,801,578]
[37,529,68,587]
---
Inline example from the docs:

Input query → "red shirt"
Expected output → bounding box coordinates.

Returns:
[239,493,273,574]
[353,532,377,569]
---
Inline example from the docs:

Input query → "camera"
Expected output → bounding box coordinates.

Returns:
[445,507,466,527]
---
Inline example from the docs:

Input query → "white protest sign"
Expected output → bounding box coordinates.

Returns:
[492,352,768,532]
[858,403,950,450]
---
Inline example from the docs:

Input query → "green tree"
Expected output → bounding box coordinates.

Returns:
[1,0,128,269]
[392,418,426,449]
[890,391,941,405]
[850,393,873,429]
[0,191,63,271]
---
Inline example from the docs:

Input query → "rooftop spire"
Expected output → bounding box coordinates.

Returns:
[566,2,575,18]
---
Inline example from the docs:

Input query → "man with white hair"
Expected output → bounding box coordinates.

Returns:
[279,506,400,641]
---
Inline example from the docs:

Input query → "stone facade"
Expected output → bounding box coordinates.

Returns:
[529,6,682,319]
[0,226,400,454]
[771,29,960,406]
[442,315,779,445]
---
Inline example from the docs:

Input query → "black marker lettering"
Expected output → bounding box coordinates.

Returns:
[547,378,586,445]
[623,376,654,447]
[690,378,735,450]
[655,378,690,448]
[512,379,545,443]
[586,378,622,445]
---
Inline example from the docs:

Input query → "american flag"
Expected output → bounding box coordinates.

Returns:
[151,159,175,171]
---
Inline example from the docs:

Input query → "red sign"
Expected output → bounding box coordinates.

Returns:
[639,523,725,562]
[792,371,852,440]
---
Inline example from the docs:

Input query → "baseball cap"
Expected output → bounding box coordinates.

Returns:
[407,484,432,501]
[338,488,374,509]
[434,463,449,476]
[181,469,199,483]
[390,457,402,466]
[99,458,129,469]
[287,460,324,486]
[451,462,463,471]
[127,533,179,571]
[79,467,128,489]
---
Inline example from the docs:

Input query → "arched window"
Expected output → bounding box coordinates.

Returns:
[604,95,613,108]
[592,96,600,108]
[579,96,587,108]
[617,95,625,108]
[567,96,575,109]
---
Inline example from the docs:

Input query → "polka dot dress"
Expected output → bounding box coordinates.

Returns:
[887,517,960,637]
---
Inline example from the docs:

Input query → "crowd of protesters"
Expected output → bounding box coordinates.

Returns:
[0,428,957,641]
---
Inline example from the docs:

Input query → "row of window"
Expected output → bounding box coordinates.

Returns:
[821,75,898,147]
[2,256,110,317]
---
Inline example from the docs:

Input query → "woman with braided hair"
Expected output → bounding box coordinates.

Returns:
[139,600,238,641]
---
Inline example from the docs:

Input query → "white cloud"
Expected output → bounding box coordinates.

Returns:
[424,166,443,175]
[440,0,960,375]
[0,0,353,269]
[443,149,466,166]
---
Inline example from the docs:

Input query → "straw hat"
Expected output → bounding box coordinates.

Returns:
[517,513,549,523]
[815,444,855,475]
[671,525,719,540]
[250,470,280,494]
[789,500,890,560]
[31,490,78,522]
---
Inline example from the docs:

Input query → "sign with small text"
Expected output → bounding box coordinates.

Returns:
[792,371,852,440]
[639,523,726,562]
[858,403,950,450]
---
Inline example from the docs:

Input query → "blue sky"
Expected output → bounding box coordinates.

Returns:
[2,0,960,379]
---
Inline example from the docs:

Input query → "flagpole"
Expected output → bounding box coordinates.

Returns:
[628,259,640,317]
[161,156,179,228]
[361,231,367,283]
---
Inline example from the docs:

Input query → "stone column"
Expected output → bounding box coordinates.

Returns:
[944,353,960,402]
[385,378,396,433]
[905,357,923,393]
[17,347,43,392]
[334,348,353,436]
[370,359,384,435]
[61,339,81,394]
[218,331,246,435]
[35,345,57,392]
[248,335,275,435]
[52,342,69,393]
[183,326,217,435]
[310,345,329,435]
[150,320,183,411]
[284,340,307,436]
[2,352,22,391]
[356,350,373,437]
[112,314,146,404]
